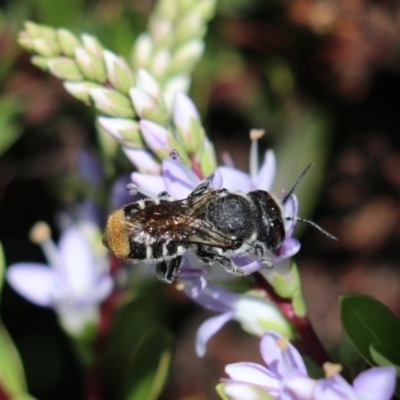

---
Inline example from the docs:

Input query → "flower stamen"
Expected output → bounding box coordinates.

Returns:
[323,362,343,378]
[29,221,64,274]
[249,129,265,181]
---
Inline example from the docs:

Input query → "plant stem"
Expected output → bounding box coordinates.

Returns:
[252,271,330,368]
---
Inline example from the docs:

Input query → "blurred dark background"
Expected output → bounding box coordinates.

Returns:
[1,0,400,399]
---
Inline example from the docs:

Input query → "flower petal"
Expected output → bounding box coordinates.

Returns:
[140,120,170,151]
[240,260,263,274]
[122,146,161,174]
[219,382,272,400]
[260,331,307,378]
[313,375,355,400]
[207,169,223,190]
[110,174,136,209]
[57,302,98,335]
[6,263,56,306]
[255,150,276,191]
[78,149,103,186]
[225,362,280,392]
[272,238,301,263]
[92,275,114,303]
[234,296,292,338]
[281,374,315,400]
[283,194,298,237]
[216,166,253,192]
[162,159,199,198]
[58,227,96,298]
[353,367,396,400]
[173,91,200,133]
[195,311,234,357]
[130,172,166,197]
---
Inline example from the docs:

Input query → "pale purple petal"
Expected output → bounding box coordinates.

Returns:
[173,91,199,133]
[207,170,223,190]
[221,151,235,168]
[140,120,170,150]
[131,172,166,197]
[190,287,234,313]
[91,275,113,303]
[110,174,136,209]
[78,149,103,186]
[281,375,315,400]
[254,150,276,191]
[162,159,199,198]
[58,227,95,297]
[195,311,234,357]
[260,331,307,378]
[313,375,355,400]
[122,146,161,174]
[6,263,56,306]
[283,194,299,237]
[215,166,253,192]
[225,362,280,391]
[272,238,301,263]
[240,260,264,274]
[353,367,396,400]
[180,273,206,299]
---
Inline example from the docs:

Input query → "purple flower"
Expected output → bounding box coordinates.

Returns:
[217,331,397,400]
[6,222,113,336]
[219,331,311,399]
[178,266,293,356]
[313,365,396,400]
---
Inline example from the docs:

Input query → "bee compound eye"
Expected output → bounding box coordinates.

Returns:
[269,221,285,250]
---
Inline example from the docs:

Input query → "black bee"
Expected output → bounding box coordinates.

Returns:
[102,164,336,283]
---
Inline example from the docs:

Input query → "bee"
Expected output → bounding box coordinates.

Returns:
[102,164,336,283]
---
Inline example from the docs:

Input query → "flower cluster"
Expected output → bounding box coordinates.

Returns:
[217,331,396,400]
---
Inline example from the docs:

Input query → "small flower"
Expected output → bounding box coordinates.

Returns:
[313,363,396,400]
[6,222,113,337]
[178,268,293,356]
[219,331,311,399]
[217,331,397,400]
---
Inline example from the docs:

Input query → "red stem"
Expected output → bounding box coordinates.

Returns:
[252,271,330,368]
[190,154,204,180]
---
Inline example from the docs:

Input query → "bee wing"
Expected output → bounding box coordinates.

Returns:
[170,189,239,248]
[183,218,238,249]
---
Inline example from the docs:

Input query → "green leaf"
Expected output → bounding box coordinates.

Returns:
[370,343,400,374]
[0,243,5,297]
[340,295,400,367]
[0,323,28,396]
[122,328,172,400]
[370,342,400,396]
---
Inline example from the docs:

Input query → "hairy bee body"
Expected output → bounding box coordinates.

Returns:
[102,179,287,283]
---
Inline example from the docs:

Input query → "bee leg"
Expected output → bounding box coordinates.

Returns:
[254,244,273,268]
[189,180,212,197]
[157,190,173,200]
[196,249,246,276]
[156,256,182,283]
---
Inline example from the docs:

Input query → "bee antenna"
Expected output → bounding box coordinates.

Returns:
[285,216,338,241]
[282,162,314,205]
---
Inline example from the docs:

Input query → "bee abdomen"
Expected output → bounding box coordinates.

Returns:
[129,243,147,260]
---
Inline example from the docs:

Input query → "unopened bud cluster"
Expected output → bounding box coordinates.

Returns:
[18,0,217,176]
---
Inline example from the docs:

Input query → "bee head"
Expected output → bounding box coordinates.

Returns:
[102,209,131,259]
